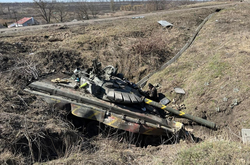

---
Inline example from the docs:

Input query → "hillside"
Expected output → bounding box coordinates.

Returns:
[149,1,250,139]
[0,1,250,165]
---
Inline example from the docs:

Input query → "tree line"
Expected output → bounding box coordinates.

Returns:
[0,0,201,25]
[33,0,192,24]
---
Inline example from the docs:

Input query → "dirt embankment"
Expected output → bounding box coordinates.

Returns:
[0,2,248,164]
[149,2,250,140]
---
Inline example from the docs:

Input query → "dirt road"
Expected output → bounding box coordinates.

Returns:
[0,2,237,35]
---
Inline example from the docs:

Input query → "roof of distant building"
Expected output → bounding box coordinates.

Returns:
[16,17,32,25]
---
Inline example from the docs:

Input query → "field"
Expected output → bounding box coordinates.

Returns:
[0,1,250,164]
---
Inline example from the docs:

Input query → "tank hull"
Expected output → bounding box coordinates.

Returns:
[25,81,183,136]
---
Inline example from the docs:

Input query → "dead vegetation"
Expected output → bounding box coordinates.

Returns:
[0,1,249,164]
[149,2,250,141]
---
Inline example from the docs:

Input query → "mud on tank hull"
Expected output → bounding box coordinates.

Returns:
[25,81,183,136]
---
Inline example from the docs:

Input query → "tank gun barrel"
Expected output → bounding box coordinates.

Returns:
[144,98,216,129]
[26,81,184,133]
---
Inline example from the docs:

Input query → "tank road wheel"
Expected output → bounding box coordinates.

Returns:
[86,121,101,138]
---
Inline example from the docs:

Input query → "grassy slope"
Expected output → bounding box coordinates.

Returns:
[60,8,214,82]
[40,2,250,165]
[149,2,250,129]
[1,2,250,165]
[146,2,250,164]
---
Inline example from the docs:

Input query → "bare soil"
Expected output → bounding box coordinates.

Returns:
[1,1,248,164]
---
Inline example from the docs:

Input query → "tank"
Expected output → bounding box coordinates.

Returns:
[24,59,215,140]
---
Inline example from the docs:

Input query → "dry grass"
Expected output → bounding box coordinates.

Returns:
[58,7,215,81]
[36,134,180,165]
[149,2,250,136]
[0,18,12,27]
[1,2,249,165]
[179,1,234,9]
[34,128,250,165]
[0,151,25,165]
[175,138,250,165]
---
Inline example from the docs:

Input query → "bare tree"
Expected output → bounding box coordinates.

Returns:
[12,9,19,25]
[6,5,20,25]
[7,6,12,19]
[33,0,55,24]
[75,1,89,20]
[110,0,115,12]
[88,2,100,18]
[0,4,7,27]
[0,4,4,15]
[53,3,69,22]
[146,0,165,11]
[152,0,165,11]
